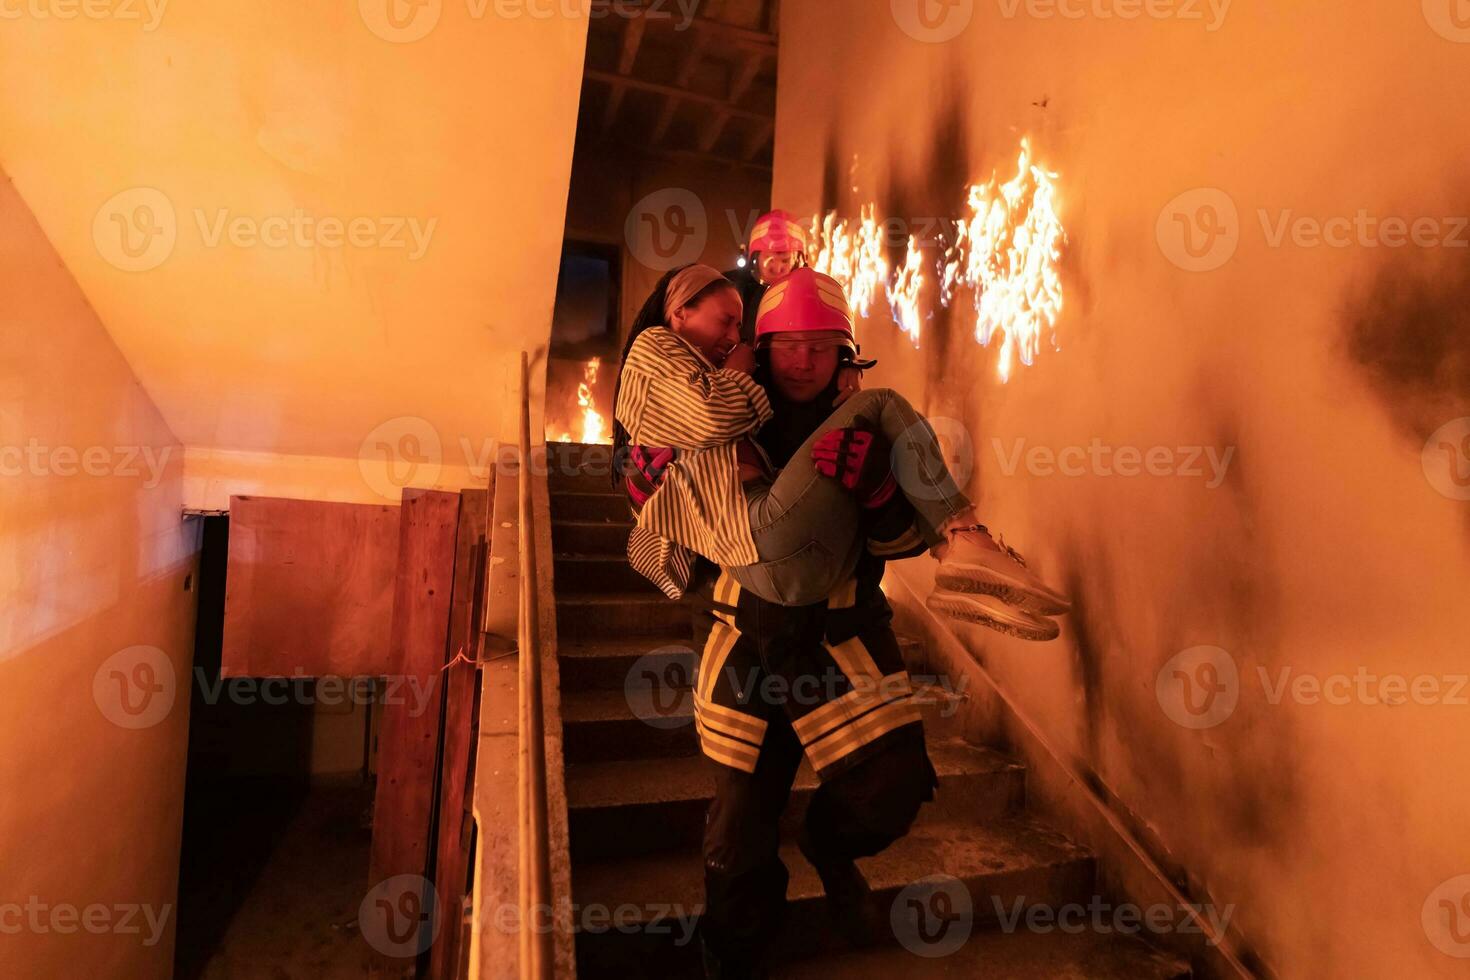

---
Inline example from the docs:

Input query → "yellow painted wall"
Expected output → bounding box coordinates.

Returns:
[1,170,199,976]
[775,2,1470,976]
[0,3,589,508]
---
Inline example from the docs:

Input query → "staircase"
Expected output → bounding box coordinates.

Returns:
[546,442,1191,979]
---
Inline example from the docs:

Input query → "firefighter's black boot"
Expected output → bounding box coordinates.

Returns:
[797,823,881,948]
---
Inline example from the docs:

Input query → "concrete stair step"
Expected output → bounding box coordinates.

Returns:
[558,636,698,691]
[565,738,1025,861]
[773,927,1192,979]
[551,519,632,555]
[553,553,658,594]
[572,816,1098,977]
[546,441,624,494]
[556,592,689,642]
[551,490,632,523]
[561,687,701,764]
[556,633,928,692]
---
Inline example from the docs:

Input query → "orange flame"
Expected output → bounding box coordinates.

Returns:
[804,137,1066,381]
[577,356,607,445]
[887,235,926,347]
[807,204,889,323]
[951,138,1066,381]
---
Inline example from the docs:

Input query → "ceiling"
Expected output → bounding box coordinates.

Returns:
[578,0,780,173]
[0,2,589,490]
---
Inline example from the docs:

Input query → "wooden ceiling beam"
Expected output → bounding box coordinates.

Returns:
[586,68,773,123]
[617,13,647,74]
[600,15,647,133]
[742,117,775,161]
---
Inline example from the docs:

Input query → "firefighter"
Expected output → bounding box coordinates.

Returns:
[619,287,946,977]
[724,208,809,344]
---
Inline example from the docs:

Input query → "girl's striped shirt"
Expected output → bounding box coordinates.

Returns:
[615,327,773,598]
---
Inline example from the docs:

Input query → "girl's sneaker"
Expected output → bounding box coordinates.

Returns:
[926,589,1060,641]
[934,525,1071,615]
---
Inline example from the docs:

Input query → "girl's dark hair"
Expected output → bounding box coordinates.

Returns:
[610,265,737,486]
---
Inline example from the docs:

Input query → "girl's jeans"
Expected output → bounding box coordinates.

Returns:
[729,387,972,606]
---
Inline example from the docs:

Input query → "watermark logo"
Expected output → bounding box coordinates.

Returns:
[94,187,177,273]
[1156,645,1238,730]
[623,647,699,729]
[993,895,1234,943]
[1257,210,1469,251]
[995,0,1231,31]
[0,898,172,947]
[360,874,440,957]
[359,416,443,500]
[1423,875,1470,957]
[991,437,1235,488]
[359,0,442,41]
[892,416,975,504]
[892,0,974,42]
[93,646,176,730]
[1157,188,1239,273]
[1422,418,1470,501]
[1423,0,1470,43]
[625,188,707,271]
[890,874,973,957]
[0,0,169,30]
[0,440,172,488]
[193,210,436,258]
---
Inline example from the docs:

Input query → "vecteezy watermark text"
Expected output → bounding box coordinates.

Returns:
[0,898,171,947]
[0,0,168,30]
[995,0,1230,31]
[0,441,171,488]
[991,437,1235,489]
[993,896,1234,944]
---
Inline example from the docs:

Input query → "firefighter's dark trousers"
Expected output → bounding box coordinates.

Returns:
[699,719,936,975]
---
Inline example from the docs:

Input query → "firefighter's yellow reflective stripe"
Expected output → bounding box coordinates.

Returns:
[805,697,923,773]
[828,578,858,610]
[868,524,924,556]
[696,716,759,773]
[791,671,913,745]
[698,736,758,773]
[825,636,882,685]
[695,693,767,743]
[698,622,739,702]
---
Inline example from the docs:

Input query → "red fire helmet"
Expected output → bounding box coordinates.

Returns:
[754,268,857,353]
[748,209,808,258]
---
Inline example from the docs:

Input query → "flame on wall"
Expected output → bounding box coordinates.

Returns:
[576,357,607,444]
[806,137,1066,381]
[807,204,889,320]
[550,356,609,445]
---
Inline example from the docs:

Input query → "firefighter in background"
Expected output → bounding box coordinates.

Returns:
[725,207,864,406]
[624,274,945,978]
[724,208,807,343]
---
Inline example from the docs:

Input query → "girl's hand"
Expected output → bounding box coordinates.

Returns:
[833,365,864,405]
[722,344,757,374]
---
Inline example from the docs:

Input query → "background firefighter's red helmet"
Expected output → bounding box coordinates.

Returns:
[748,209,808,277]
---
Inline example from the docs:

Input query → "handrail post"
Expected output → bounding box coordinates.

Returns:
[517,350,554,978]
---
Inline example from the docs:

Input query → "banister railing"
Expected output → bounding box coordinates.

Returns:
[516,350,554,978]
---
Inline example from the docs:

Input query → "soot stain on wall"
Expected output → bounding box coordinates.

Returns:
[879,84,975,390]
[1343,247,1470,443]
[1192,403,1303,849]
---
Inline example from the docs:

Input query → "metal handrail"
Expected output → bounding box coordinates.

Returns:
[517,350,554,978]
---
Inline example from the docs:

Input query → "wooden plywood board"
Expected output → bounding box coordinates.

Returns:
[370,489,462,894]
[428,487,490,980]
[221,495,400,678]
